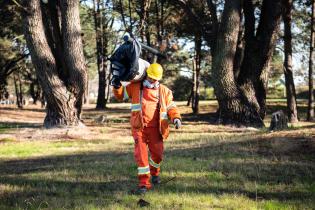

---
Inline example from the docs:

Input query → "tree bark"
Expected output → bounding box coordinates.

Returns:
[212,0,264,127]
[192,58,196,111]
[155,0,162,43]
[60,0,88,119]
[30,79,41,105]
[138,0,151,41]
[238,0,282,120]
[192,33,201,114]
[13,71,23,109]
[233,14,244,80]
[94,0,106,109]
[307,0,315,121]
[103,2,112,106]
[282,0,298,123]
[23,0,86,128]
[105,69,111,104]
[0,54,28,100]
[43,0,69,83]
[0,77,8,101]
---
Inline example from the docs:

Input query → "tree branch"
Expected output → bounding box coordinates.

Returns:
[206,0,218,55]
[243,0,255,42]
[1,53,29,75]
[119,0,127,29]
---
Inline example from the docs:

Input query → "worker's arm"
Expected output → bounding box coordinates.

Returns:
[165,89,181,125]
[112,83,132,102]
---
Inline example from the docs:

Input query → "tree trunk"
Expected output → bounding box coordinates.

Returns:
[0,54,27,100]
[191,58,196,110]
[138,0,151,42]
[212,0,264,127]
[238,0,282,120]
[155,0,162,43]
[187,90,192,106]
[30,79,41,105]
[13,72,23,109]
[307,0,315,121]
[282,0,298,123]
[0,77,8,101]
[103,0,111,108]
[128,0,134,32]
[60,0,87,119]
[192,34,201,114]
[94,0,106,109]
[23,0,87,128]
[105,69,111,104]
[138,0,151,61]
[84,79,89,104]
[40,90,46,108]
[102,57,110,107]
[233,16,244,80]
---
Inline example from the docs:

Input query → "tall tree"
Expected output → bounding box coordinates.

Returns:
[93,0,107,109]
[0,0,26,100]
[23,64,42,105]
[23,0,87,128]
[13,68,24,109]
[307,0,315,121]
[212,0,250,125]
[192,33,202,114]
[282,0,299,123]
[93,0,114,109]
[138,0,151,43]
[169,0,210,113]
[212,0,282,127]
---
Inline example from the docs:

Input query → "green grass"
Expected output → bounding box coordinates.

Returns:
[0,103,314,209]
[0,123,10,134]
[1,132,314,209]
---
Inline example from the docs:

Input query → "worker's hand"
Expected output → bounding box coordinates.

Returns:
[173,118,182,129]
[111,77,122,89]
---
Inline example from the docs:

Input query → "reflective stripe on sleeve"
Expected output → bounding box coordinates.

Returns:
[131,103,141,112]
[123,86,129,100]
[149,157,161,168]
[161,112,168,120]
[138,166,150,175]
[167,102,176,111]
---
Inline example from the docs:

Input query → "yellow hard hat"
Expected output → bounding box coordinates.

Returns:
[146,63,163,80]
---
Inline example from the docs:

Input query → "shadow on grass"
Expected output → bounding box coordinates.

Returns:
[84,107,130,114]
[0,107,45,113]
[181,100,311,125]
[0,136,314,208]
[0,121,42,129]
[0,151,136,209]
[0,177,132,210]
[181,112,218,124]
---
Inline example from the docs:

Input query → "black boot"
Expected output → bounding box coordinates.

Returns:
[151,176,161,185]
[131,186,148,195]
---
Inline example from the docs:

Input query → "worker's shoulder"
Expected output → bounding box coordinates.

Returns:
[126,81,141,89]
[160,84,172,93]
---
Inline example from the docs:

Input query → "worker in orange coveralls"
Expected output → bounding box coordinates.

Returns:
[112,63,182,194]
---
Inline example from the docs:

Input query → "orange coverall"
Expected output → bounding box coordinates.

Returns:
[113,81,181,189]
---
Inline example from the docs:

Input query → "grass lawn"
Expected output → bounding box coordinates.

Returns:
[0,101,314,210]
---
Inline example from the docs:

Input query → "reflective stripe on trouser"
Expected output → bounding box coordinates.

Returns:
[132,127,163,189]
[138,166,150,175]
[149,157,161,168]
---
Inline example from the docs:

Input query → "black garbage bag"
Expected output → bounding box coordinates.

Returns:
[109,37,142,86]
